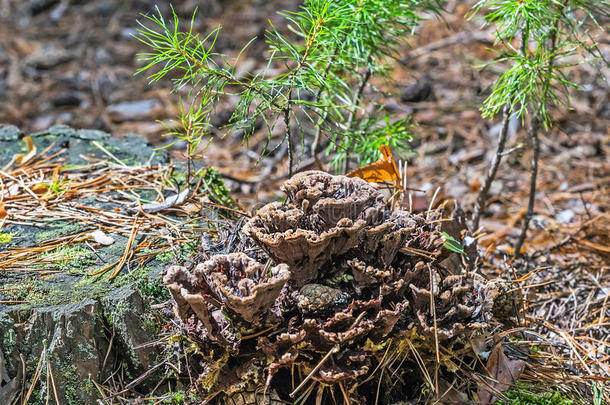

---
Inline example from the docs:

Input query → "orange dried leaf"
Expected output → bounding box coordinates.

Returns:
[0,202,7,219]
[346,145,401,185]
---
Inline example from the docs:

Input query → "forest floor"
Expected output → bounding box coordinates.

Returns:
[0,0,609,404]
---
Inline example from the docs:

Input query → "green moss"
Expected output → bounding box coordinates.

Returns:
[137,274,170,304]
[154,243,198,264]
[100,142,122,154]
[164,391,187,404]
[496,384,575,405]
[1,263,162,309]
[165,171,186,188]
[0,318,17,372]
[157,250,175,263]
[180,241,199,260]
[77,342,97,361]
[0,232,15,243]
[37,245,96,273]
[201,167,235,209]
[84,376,96,399]
[155,390,200,404]
[35,222,83,243]
[62,365,80,405]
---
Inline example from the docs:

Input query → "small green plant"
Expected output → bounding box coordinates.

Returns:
[137,273,170,304]
[469,0,608,255]
[162,390,186,404]
[46,177,71,196]
[136,0,442,177]
[592,381,604,405]
[161,95,213,190]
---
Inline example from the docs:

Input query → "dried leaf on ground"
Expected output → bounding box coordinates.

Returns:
[478,343,526,405]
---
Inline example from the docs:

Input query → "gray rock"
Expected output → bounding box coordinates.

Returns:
[0,124,168,168]
[0,125,173,403]
[25,45,72,69]
[0,286,160,404]
[0,124,22,141]
[100,286,159,371]
[106,99,162,122]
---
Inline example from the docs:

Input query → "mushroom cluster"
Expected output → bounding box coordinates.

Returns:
[164,171,519,404]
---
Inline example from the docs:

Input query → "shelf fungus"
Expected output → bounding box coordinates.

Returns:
[164,253,290,342]
[163,171,520,404]
[244,171,385,286]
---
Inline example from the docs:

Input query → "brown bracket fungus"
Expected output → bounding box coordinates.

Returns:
[410,271,501,339]
[201,253,290,324]
[163,171,521,404]
[164,253,290,346]
[244,171,385,286]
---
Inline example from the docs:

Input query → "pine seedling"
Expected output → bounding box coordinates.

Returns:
[161,94,213,191]
[135,1,443,177]
[469,0,608,256]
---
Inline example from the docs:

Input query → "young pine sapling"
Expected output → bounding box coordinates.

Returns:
[136,0,443,180]
[469,0,608,256]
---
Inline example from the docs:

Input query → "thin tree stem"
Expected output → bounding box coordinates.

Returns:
[312,46,341,169]
[343,68,372,173]
[472,104,511,231]
[284,101,294,178]
[186,143,191,190]
[514,0,566,257]
[472,9,535,233]
[515,116,540,257]
[185,120,192,190]
[283,18,323,177]
[312,110,326,169]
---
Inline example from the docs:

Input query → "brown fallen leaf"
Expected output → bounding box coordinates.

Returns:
[477,343,526,405]
[347,145,401,186]
[0,203,6,219]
